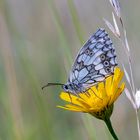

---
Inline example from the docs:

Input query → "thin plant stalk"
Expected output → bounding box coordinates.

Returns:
[105,0,140,139]
[104,117,119,140]
[135,109,140,139]
[119,14,140,140]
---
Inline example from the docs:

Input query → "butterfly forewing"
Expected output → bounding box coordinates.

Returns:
[67,28,117,92]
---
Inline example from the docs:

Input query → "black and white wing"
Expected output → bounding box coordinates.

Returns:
[68,28,117,89]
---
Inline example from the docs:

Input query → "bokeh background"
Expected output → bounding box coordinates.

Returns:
[0,0,140,140]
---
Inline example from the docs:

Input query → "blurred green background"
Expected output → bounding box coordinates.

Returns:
[0,0,140,140]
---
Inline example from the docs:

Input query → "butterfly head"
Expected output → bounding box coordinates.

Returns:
[62,83,82,94]
[62,83,73,93]
[42,82,77,94]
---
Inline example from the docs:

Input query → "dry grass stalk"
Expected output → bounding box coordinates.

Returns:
[105,0,140,139]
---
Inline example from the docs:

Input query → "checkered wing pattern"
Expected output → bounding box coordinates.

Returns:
[68,28,117,90]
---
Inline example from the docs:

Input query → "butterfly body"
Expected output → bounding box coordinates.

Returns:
[62,83,84,94]
[62,28,117,95]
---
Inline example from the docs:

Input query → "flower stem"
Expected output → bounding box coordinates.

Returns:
[104,117,119,140]
[135,109,140,140]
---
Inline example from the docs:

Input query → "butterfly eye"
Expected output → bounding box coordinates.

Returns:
[69,83,72,87]
[104,61,109,66]
[105,67,111,73]
[100,54,106,61]
[64,85,68,90]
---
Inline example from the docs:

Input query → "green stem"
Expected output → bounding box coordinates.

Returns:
[104,117,119,140]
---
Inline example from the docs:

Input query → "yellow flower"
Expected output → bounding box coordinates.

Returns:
[58,67,125,120]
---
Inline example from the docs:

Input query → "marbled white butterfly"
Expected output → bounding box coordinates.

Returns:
[42,28,117,95]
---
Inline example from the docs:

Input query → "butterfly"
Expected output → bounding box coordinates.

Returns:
[42,28,117,95]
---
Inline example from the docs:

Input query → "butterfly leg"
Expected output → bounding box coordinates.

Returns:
[89,87,102,100]
[84,90,91,97]
[67,92,73,103]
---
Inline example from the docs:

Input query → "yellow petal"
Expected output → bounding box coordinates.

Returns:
[60,104,89,112]
[105,75,113,95]
[59,92,78,103]
[57,105,84,112]
[90,86,100,98]
[109,83,125,105]
[98,82,106,98]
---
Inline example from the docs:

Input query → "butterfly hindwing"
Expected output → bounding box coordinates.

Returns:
[68,28,117,89]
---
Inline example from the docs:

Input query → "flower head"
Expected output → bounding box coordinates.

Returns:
[58,67,125,120]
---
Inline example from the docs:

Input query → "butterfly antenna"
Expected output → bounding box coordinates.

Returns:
[42,83,64,90]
